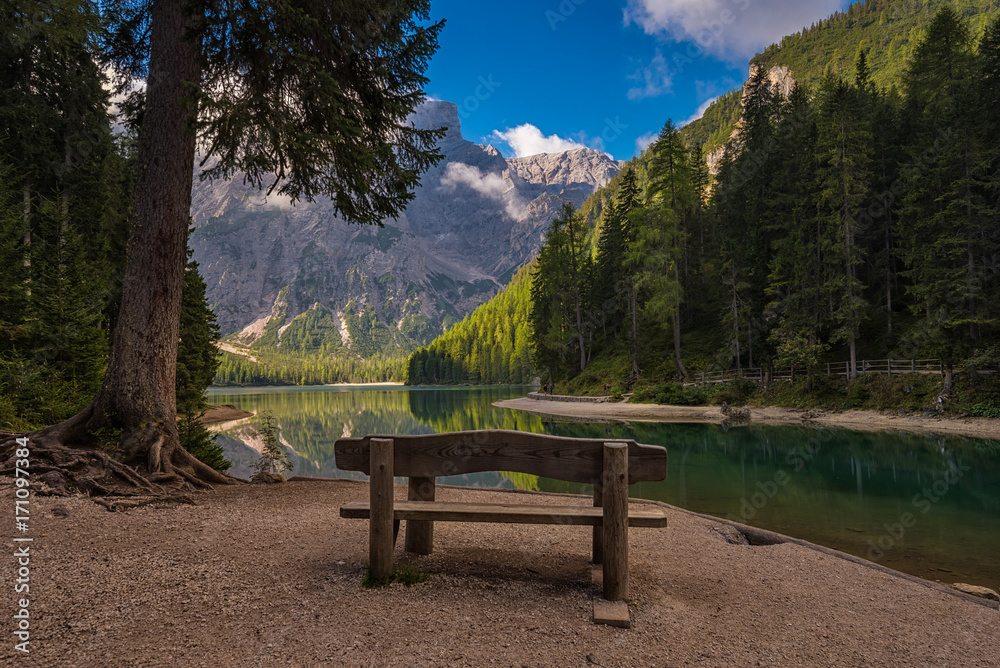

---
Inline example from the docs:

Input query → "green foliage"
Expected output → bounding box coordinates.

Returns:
[970,401,1000,417]
[345,304,393,359]
[0,2,133,430]
[215,350,406,386]
[631,383,706,406]
[279,307,343,355]
[178,414,231,473]
[175,252,230,472]
[105,0,447,225]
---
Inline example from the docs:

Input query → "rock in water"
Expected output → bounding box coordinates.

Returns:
[952,583,999,601]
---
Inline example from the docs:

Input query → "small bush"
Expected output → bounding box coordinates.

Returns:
[253,410,292,477]
[707,379,757,405]
[969,401,1000,418]
[179,413,232,473]
[632,382,706,406]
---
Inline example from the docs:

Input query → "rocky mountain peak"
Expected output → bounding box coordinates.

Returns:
[408,100,463,142]
[507,146,619,192]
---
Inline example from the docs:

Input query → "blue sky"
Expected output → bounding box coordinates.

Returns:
[423,0,851,160]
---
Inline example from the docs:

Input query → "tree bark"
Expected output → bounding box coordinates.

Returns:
[98,0,201,426]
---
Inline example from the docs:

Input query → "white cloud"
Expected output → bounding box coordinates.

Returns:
[627,50,673,101]
[635,131,658,154]
[490,124,585,158]
[681,96,718,127]
[624,0,845,61]
[247,191,297,211]
[439,163,526,219]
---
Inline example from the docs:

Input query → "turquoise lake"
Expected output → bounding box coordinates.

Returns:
[207,385,1000,592]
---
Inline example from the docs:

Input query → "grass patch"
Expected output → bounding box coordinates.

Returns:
[362,564,430,588]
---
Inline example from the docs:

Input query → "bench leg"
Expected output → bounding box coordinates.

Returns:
[405,476,435,555]
[369,438,394,580]
[592,483,603,564]
[602,442,628,602]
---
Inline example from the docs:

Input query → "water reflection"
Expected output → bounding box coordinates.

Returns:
[208,386,1000,591]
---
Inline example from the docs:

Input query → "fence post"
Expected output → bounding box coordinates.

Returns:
[912,359,915,373]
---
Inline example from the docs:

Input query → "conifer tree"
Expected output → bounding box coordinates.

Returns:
[764,83,827,384]
[646,120,693,378]
[815,75,872,378]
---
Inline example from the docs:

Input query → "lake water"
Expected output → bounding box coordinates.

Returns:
[208,385,1000,592]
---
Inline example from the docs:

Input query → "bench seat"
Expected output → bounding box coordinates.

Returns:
[340,500,669,527]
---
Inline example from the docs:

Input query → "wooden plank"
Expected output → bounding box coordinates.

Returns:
[602,442,628,602]
[369,438,394,580]
[593,598,631,629]
[405,476,435,555]
[339,500,668,527]
[334,430,667,484]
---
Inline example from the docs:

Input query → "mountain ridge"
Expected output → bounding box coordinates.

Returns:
[189,100,620,362]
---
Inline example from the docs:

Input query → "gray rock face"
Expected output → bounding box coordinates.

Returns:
[189,100,620,354]
[508,147,620,193]
[705,65,798,175]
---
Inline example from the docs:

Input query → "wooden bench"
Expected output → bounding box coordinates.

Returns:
[334,430,668,606]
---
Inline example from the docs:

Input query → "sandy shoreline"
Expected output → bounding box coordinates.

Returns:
[495,396,1000,440]
[3,478,996,666]
[199,404,254,425]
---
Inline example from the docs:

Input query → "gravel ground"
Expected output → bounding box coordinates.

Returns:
[1,479,996,667]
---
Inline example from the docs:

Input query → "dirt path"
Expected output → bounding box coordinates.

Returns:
[2,479,995,666]
[496,396,1000,440]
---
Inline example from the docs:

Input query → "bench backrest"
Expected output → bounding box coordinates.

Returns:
[334,430,667,485]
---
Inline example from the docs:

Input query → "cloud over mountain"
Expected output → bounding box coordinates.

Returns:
[625,0,844,61]
[491,124,585,158]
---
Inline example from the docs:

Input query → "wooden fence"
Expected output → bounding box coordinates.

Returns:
[686,359,942,386]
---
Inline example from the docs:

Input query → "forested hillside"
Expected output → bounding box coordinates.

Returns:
[415,6,1000,414]
[681,0,1000,158]
[405,265,534,385]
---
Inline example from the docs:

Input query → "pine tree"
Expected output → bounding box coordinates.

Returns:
[815,74,872,378]
[764,83,827,384]
[646,120,693,378]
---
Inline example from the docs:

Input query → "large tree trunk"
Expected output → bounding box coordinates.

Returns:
[1,0,234,502]
[101,0,201,436]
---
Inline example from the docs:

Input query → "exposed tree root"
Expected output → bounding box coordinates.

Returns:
[0,403,240,508]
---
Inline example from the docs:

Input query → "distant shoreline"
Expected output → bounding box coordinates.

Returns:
[495,396,1000,440]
